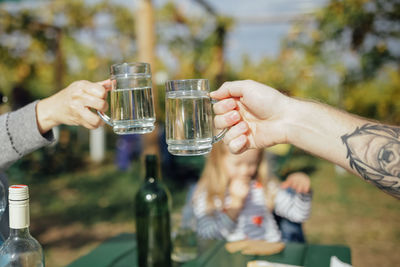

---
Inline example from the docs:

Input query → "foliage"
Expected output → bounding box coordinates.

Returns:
[281,0,400,123]
[0,0,137,100]
[157,1,233,88]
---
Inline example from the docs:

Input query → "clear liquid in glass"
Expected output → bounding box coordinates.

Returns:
[171,228,198,263]
[110,85,155,134]
[0,180,5,217]
[166,91,212,155]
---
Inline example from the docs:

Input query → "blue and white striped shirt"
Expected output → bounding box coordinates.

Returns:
[191,180,312,242]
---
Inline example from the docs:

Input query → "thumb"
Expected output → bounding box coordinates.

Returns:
[97,79,112,91]
[210,81,245,100]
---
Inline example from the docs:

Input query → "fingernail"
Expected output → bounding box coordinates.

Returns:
[230,111,240,121]
[232,135,246,150]
[227,99,236,109]
[239,121,247,131]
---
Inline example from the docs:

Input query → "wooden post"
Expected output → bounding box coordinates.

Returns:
[90,126,105,163]
[136,0,160,156]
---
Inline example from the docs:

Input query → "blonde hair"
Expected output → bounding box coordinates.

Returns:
[194,142,278,214]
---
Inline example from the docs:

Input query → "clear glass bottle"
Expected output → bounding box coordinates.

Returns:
[0,185,44,267]
[0,179,6,244]
[171,185,198,263]
[135,155,172,267]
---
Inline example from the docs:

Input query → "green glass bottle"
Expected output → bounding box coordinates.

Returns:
[135,155,172,267]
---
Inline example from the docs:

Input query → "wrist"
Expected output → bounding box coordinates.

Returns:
[36,97,57,134]
[278,95,301,144]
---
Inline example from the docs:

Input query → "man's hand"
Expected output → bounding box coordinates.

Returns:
[211,80,293,154]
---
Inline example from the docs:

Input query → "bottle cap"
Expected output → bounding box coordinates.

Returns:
[9,184,29,201]
[9,185,30,229]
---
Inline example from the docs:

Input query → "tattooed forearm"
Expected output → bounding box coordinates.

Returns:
[341,124,400,199]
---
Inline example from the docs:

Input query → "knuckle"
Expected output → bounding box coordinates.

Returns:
[98,85,107,97]
[74,80,86,88]
[93,117,102,127]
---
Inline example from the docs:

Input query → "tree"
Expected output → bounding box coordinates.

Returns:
[283,0,400,123]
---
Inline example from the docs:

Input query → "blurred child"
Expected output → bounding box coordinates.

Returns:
[191,142,312,242]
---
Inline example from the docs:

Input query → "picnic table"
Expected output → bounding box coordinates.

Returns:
[67,233,351,267]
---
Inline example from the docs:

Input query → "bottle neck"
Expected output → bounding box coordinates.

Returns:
[145,158,158,181]
[9,200,30,230]
[9,227,30,238]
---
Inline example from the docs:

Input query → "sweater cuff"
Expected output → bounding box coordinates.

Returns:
[215,211,236,237]
[7,101,55,156]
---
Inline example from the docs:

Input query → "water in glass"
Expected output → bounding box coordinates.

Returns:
[110,75,155,134]
[166,90,212,155]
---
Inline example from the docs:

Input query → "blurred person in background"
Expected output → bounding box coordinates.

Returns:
[189,142,312,242]
[0,79,110,240]
[115,134,143,171]
[211,80,400,199]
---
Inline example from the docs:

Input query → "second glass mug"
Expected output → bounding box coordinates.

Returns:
[98,62,156,134]
[165,79,228,156]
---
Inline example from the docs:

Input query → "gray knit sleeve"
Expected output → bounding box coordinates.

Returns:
[0,101,55,171]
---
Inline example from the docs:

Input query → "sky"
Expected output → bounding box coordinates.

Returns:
[153,0,329,66]
[110,0,329,66]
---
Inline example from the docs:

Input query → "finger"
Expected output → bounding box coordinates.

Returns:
[80,108,103,129]
[223,121,249,145]
[300,184,309,194]
[235,140,250,154]
[84,83,107,99]
[81,93,108,112]
[214,110,241,129]
[228,134,248,154]
[210,81,246,100]
[293,179,301,192]
[302,182,311,193]
[280,180,290,189]
[213,98,237,115]
[97,79,112,91]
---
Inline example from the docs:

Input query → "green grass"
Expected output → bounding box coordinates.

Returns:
[6,156,400,267]
[23,159,190,227]
[304,161,400,267]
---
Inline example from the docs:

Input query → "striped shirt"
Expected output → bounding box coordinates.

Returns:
[191,180,312,242]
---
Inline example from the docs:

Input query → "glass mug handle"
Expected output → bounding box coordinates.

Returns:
[97,88,113,126]
[211,98,228,144]
[97,80,113,126]
[97,110,113,126]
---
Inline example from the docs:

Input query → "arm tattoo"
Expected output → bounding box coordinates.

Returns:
[341,124,400,199]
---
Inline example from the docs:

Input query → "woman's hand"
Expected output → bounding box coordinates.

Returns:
[36,80,111,134]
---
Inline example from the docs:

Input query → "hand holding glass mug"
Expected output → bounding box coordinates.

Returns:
[98,62,156,134]
[165,79,228,156]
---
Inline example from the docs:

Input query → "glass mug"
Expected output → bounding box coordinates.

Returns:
[98,62,156,134]
[165,79,227,156]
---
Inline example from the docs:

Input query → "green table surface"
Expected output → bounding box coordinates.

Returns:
[67,233,351,267]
